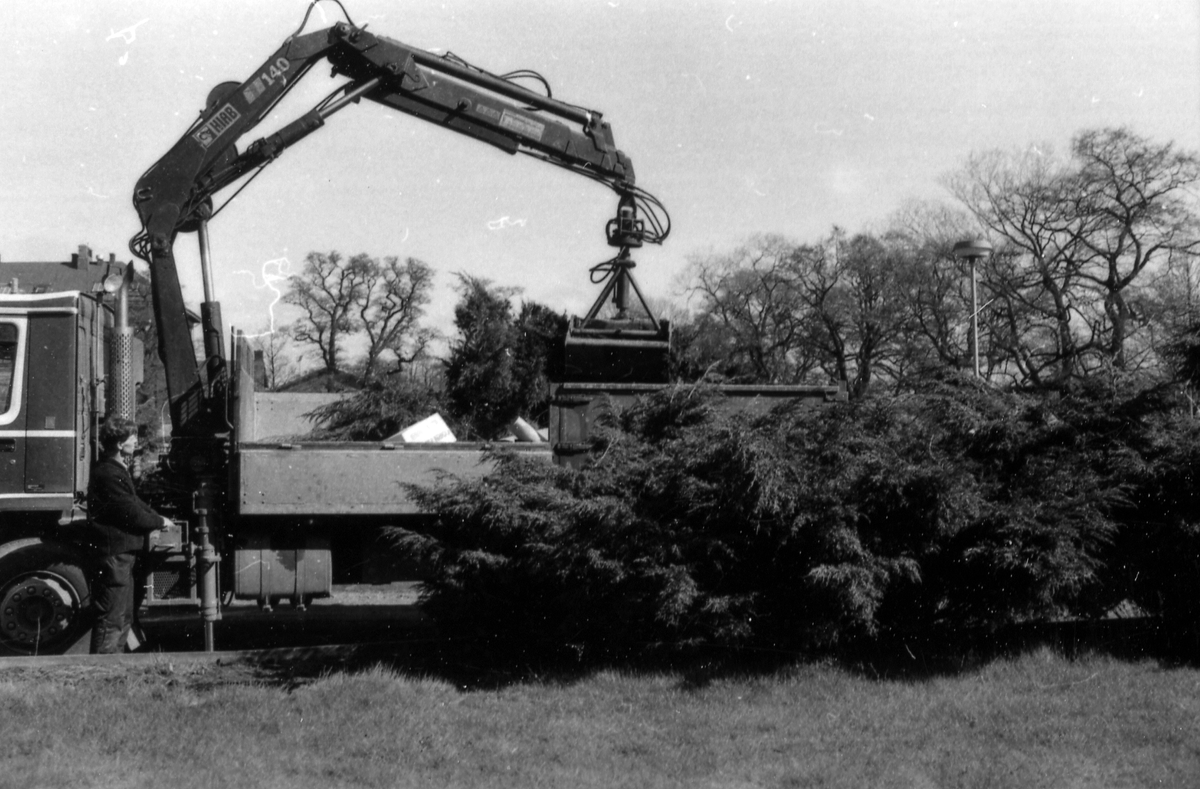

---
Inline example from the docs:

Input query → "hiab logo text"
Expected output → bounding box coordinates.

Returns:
[193,104,243,150]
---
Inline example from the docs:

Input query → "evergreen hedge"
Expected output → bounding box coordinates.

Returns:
[391,374,1200,666]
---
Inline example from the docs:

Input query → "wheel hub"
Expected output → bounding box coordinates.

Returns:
[0,573,79,648]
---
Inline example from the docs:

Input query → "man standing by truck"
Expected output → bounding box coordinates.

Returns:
[88,416,171,654]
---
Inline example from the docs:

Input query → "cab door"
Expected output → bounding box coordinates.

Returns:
[24,310,78,494]
[0,318,28,497]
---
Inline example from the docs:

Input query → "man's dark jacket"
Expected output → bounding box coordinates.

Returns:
[88,457,161,555]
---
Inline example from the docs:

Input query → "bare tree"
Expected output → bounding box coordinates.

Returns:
[1146,250,1200,345]
[680,230,918,396]
[885,200,981,374]
[351,254,435,380]
[284,251,367,374]
[944,143,1089,384]
[945,128,1200,386]
[1071,128,1200,367]
[284,250,437,379]
[793,229,919,397]
[682,234,817,383]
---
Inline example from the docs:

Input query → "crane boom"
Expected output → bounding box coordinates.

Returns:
[131,19,665,437]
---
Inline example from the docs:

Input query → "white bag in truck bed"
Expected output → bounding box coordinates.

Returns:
[392,413,455,443]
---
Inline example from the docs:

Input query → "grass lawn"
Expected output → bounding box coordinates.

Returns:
[1,649,1197,788]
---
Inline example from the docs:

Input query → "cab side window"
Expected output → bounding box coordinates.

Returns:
[0,323,16,413]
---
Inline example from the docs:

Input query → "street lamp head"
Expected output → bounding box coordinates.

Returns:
[953,239,993,260]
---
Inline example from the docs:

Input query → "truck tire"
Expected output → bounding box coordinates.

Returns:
[0,539,93,656]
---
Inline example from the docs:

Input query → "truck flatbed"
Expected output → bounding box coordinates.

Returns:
[234,440,550,516]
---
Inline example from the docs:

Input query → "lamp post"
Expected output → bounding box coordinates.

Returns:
[953,239,993,378]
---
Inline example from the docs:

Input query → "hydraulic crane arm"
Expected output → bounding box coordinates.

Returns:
[131,19,666,436]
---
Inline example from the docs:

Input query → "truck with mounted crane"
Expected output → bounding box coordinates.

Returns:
[0,8,843,656]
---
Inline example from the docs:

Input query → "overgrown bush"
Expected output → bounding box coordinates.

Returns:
[393,374,1200,666]
[1087,385,1200,643]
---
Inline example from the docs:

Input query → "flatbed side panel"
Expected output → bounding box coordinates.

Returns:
[251,393,345,442]
[229,333,347,442]
[235,443,551,516]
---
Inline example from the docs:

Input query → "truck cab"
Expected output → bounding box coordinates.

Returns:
[0,289,117,521]
[0,288,125,655]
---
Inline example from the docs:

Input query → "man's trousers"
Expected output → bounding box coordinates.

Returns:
[90,553,136,654]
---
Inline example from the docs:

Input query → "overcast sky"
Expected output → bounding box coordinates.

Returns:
[2,0,1197,349]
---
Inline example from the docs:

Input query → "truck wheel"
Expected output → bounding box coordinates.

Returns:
[0,540,92,656]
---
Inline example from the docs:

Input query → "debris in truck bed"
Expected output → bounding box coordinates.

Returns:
[509,416,544,442]
[389,413,456,443]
